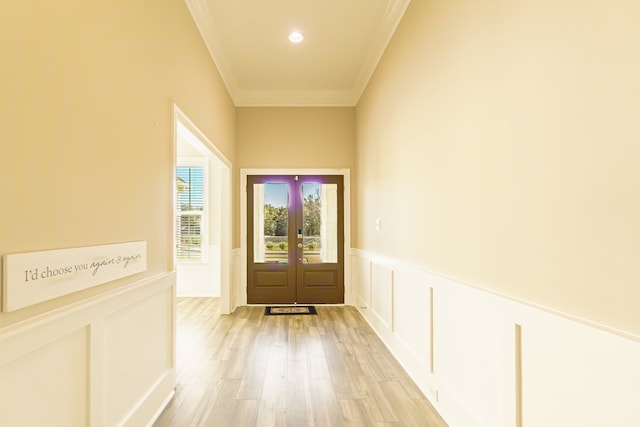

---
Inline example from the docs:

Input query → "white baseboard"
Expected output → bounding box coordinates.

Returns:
[122,370,175,427]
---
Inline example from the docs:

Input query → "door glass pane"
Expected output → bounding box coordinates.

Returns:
[254,182,289,264]
[302,183,338,263]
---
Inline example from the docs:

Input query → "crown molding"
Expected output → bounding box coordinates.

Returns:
[352,0,412,102]
[232,89,359,107]
[185,0,411,107]
[184,0,240,98]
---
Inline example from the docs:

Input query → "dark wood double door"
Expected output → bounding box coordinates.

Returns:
[247,175,344,304]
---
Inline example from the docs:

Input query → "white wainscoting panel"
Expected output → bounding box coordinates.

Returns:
[0,328,89,426]
[176,245,221,298]
[0,271,175,427]
[352,254,371,309]
[434,281,515,427]
[371,262,393,330]
[105,286,173,426]
[351,249,640,427]
[392,266,431,367]
[176,262,214,297]
[519,305,640,426]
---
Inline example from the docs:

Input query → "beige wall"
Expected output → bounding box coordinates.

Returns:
[236,107,356,242]
[236,107,355,168]
[356,0,640,334]
[0,0,235,325]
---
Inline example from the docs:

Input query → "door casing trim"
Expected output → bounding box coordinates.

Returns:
[173,103,233,314]
[240,168,351,307]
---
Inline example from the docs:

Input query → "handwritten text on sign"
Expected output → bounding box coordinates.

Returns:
[2,241,147,312]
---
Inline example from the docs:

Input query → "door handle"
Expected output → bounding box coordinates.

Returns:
[297,243,303,248]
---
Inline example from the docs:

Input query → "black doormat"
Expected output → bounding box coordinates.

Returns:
[264,306,317,316]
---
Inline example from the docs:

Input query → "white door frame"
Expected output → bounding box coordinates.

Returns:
[240,168,351,306]
[172,104,233,314]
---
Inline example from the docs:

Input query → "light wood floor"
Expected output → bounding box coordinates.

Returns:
[153,298,448,427]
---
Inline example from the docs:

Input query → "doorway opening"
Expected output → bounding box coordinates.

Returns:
[173,105,232,313]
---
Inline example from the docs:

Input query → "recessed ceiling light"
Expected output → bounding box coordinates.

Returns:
[288,31,304,44]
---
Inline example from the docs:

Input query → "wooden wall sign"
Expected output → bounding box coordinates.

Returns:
[2,241,147,312]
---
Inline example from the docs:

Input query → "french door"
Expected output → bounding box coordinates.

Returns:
[247,175,344,304]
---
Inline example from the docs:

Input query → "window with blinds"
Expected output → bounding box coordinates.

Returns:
[176,166,205,261]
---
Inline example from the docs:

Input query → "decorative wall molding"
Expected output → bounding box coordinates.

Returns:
[0,272,175,427]
[351,249,640,427]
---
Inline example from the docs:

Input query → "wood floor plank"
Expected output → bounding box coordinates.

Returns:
[153,298,448,427]
[201,378,242,426]
[339,398,374,426]
[305,334,331,380]
[309,378,343,427]
[255,337,288,425]
[235,334,270,399]
[378,380,434,426]
[285,359,313,427]
[226,399,259,427]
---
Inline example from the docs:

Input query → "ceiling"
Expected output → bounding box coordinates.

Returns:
[184,0,411,106]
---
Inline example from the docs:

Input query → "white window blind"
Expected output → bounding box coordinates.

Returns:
[176,166,205,261]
